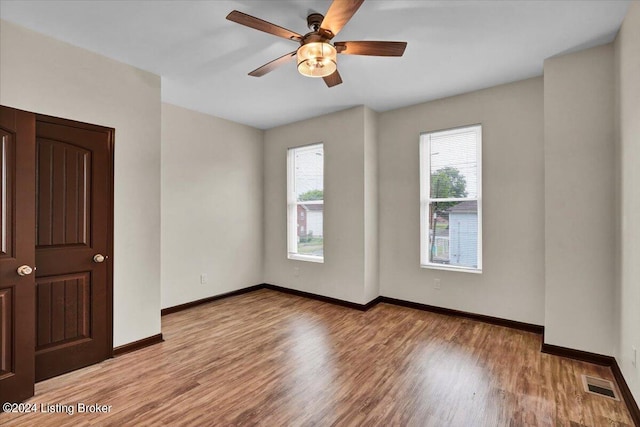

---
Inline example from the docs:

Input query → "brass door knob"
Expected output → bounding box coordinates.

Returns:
[93,254,107,263]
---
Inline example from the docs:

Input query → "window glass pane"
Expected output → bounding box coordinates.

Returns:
[294,146,324,201]
[427,200,478,269]
[288,143,324,261]
[296,202,323,257]
[430,130,477,199]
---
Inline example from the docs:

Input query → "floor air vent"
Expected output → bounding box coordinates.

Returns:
[581,375,619,400]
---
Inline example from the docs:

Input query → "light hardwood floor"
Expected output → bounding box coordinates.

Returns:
[1,289,634,426]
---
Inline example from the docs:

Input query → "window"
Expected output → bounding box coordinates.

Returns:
[420,125,482,272]
[287,143,324,262]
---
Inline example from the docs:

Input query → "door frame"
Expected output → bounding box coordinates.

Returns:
[35,113,115,362]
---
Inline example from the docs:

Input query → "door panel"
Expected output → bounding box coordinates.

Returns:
[36,272,91,349]
[1,129,14,259]
[35,116,113,382]
[0,106,36,404]
[0,288,14,376]
[37,139,91,247]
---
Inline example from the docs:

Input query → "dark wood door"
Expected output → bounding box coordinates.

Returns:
[0,106,36,403]
[34,115,113,381]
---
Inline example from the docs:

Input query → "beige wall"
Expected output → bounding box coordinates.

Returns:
[378,77,545,325]
[264,106,374,304]
[0,20,162,347]
[543,44,615,355]
[363,107,379,302]
[615,0,640,402]
[161,103,263,308]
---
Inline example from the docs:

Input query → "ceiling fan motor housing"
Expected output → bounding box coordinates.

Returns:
[306,13,324,31]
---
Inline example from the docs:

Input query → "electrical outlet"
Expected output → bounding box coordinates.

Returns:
[633,346,637,368]
[200,274,208,285]
[293,267,300,278]
[434,278,441,290]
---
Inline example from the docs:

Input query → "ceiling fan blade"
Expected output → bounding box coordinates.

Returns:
[227,10,302,41]
[319,0,365,39]
[323,70,343,87]
[248,51,297,77]
[334,41,407,56]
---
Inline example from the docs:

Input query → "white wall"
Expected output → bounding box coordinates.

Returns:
[615,1,640,402]
[0,20,161,347]
[543,44,615,355]
[378,77,545,325]
[264,106,373,304]
[161,103,263,308]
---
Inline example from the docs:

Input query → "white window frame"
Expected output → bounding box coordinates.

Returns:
[287,143,324,263]
[419,124,482,273]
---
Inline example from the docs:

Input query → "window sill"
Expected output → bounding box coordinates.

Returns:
[421,263,482,274]
[288,254,324,263]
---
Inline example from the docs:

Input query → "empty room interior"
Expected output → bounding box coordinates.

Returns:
[0,0,639,425]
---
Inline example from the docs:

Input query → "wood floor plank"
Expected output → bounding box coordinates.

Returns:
[1,289,633,426]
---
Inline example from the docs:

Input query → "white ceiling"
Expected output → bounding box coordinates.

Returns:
[0,0,631,129]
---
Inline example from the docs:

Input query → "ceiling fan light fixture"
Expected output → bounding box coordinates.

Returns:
[297,42,337,78]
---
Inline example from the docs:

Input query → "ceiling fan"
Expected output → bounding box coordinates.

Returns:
[226,0,407,88]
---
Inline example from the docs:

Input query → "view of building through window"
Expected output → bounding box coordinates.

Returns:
[420,125,481,271]
[287,143,324,261]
